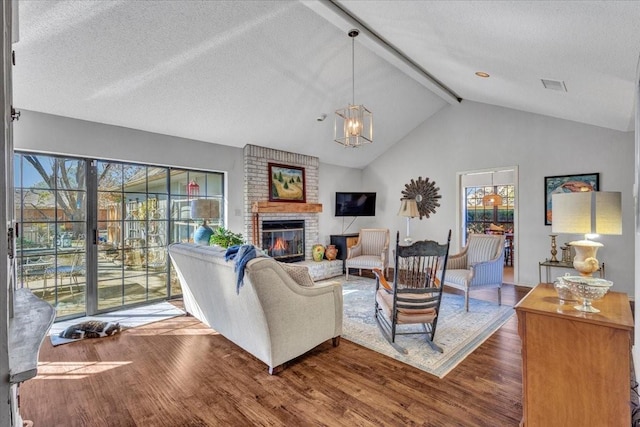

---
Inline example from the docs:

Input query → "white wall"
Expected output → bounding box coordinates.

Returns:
[364,100,636,295]
[14,105,636,295]
[317,162,373,244]
[14,110,247,233]
[633,63,639,376]
[14,110,366,244]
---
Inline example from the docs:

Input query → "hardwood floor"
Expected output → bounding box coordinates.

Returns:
[21,284,531,427]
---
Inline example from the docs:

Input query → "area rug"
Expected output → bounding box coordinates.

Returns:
[49,301,185,346]
[332,276,514,378]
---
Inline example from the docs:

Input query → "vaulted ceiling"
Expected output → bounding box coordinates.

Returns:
[13,1,640,168]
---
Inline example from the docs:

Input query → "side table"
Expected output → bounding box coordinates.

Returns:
[329,233,359,273]
[538,259,604,283]
[515,283,632,426]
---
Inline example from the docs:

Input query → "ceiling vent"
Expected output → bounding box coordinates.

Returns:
[541,79,567,92]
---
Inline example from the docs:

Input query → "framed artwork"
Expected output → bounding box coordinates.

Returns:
[544,172,599,225]
[268,163,306,202]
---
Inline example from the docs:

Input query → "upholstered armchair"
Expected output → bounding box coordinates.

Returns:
[441,234,505,311]
[345,228,390,280]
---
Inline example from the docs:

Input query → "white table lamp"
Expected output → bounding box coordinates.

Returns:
[551,191,621,276]
[398,198,419,243]
[190,199,220,245]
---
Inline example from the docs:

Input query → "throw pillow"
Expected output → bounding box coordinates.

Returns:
[278,262,315,287]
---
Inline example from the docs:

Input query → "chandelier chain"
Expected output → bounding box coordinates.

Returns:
[351,35,355,105]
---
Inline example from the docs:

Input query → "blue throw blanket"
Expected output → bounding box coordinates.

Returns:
[225,244,260,293]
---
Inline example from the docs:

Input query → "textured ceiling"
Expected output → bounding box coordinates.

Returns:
[13,1,640,169]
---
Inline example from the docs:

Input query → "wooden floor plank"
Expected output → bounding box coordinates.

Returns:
[20,284,530,427]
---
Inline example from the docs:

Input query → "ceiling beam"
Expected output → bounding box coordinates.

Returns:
[302,0,462,105]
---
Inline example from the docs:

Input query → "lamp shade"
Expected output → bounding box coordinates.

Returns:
[190,199,220,220]
[397,198,419,218]
[551,191,621,235]
[482,194,503,207]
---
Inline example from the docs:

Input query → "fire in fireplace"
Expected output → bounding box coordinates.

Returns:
[262,220,304,263]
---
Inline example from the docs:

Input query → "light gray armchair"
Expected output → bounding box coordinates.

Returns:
[441,234,505,311]
[345,228,390,280]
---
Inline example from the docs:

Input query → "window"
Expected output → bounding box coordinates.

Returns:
[15,151,225,319]
[465,185,514,236]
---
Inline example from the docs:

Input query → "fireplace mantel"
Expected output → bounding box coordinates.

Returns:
[252,201,323,213]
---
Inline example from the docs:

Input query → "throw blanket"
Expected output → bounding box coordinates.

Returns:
[225,244,262,293]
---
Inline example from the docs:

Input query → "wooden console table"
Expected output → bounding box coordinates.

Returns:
[515,283,633,426]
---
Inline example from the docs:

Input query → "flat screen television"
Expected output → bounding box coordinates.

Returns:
[335,192,377,217]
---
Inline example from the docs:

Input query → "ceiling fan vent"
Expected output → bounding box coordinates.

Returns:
[541,79,567,92]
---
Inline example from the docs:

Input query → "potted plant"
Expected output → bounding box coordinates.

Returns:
[209,226,244,248]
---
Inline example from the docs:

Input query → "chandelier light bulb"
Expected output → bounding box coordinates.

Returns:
[349,119,362,135]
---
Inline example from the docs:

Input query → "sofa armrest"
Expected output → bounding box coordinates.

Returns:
[247,259,343,365]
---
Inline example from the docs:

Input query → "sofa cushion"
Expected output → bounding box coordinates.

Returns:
[444,269,473,287]
[278,262,315,287]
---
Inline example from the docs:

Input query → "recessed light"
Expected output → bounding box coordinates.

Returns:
[475,71,490,78]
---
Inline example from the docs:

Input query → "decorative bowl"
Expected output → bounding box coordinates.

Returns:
[563,276,613,313]
[553,276,576,302]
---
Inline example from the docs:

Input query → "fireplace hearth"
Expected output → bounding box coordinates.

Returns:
[262,220,305,263]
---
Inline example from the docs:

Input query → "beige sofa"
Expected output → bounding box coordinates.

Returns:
[168,243,343,374]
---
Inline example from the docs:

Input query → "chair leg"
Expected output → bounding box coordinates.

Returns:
[268,364,285,375]
[67,274,74,296]
[465,291,469,312]
[423,324,443,353]
[498,287,502,306]
[374,306,408,354]
[346,268,349,280]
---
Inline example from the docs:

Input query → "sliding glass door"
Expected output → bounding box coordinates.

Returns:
[14,154,87,318]
[15,152,225,319]
[96,162,170,311]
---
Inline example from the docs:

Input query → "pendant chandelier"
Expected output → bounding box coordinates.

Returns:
[334,29,373,148]
[480,171,503,207]
[482,174,502,207]
[482,193,503,207]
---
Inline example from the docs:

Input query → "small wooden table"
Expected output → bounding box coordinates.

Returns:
[515,283,633,426]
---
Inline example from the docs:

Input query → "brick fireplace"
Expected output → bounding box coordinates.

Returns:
[243,145,321,261]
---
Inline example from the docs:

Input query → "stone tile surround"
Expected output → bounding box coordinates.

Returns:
[243,145,320,261]
[297,260,343,281]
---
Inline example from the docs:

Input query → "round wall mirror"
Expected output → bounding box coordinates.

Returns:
[401,176,441,219]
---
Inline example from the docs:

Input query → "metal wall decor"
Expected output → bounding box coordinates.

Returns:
[401,176,441,219]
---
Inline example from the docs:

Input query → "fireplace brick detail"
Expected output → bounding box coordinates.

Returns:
[243,145,320,261]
